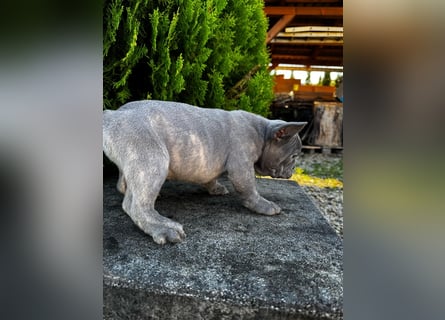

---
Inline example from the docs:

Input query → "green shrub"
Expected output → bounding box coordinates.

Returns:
[103,0,273,116]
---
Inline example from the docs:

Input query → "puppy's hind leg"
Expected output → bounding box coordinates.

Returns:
[203,179,229,195]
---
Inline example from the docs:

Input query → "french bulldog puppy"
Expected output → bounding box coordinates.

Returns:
[103,100,306,244]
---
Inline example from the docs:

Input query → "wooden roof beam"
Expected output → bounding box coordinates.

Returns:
[267,14,296,44]
[285,0,339,3]
[311,47,321,61]
[273,60,343,67]
[270,39,343,45]
[272,65,343,73]
[272,54,341,61]
[285,26,343,33]
[277,31,343,37]
[264,6,343,17]
[271,55,343,66]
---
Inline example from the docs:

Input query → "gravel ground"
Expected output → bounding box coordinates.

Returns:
[296,153,343,239]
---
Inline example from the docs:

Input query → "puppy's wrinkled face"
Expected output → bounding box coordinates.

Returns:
[254,122,306,179]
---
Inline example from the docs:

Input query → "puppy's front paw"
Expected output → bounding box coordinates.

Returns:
[152,224,186,245]
[136,215,186,245]
[244,197,281,215]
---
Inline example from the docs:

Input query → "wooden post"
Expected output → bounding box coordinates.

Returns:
[309,101,343,147]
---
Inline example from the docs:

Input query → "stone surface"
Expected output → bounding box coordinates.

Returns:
[103,174,343,319]
[296,153,343,238]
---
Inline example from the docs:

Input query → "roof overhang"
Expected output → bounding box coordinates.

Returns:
[265,0,343,69]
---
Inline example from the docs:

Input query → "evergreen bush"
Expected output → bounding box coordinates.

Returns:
[103,0,274,116]
[321,71,332,86]
[305,71,311,85]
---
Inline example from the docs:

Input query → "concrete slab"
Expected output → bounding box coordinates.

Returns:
[103,175,343,319]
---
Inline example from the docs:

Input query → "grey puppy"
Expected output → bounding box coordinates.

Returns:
[103,100,306,244]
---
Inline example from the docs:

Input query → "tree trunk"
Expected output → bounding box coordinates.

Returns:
[309,101,343,147]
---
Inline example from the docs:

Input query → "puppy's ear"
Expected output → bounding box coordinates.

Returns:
[273,122,307,140]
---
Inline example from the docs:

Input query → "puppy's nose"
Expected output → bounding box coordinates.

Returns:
[281,173,292,179]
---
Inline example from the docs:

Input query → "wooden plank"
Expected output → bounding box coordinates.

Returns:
[273,76,301,93]
[267,14,296,43]
[272,54,342,62]
[264,6,343,17]
[272,65,343,72]
[271,54,343,67]
[297,85,336,93]
[286,0,339,3]
[277,31,343,38]
[285,26,343,33]
[272,59,343,67]
[270,38,343,45]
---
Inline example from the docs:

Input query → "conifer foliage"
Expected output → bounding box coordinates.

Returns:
[103,0,274,116]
